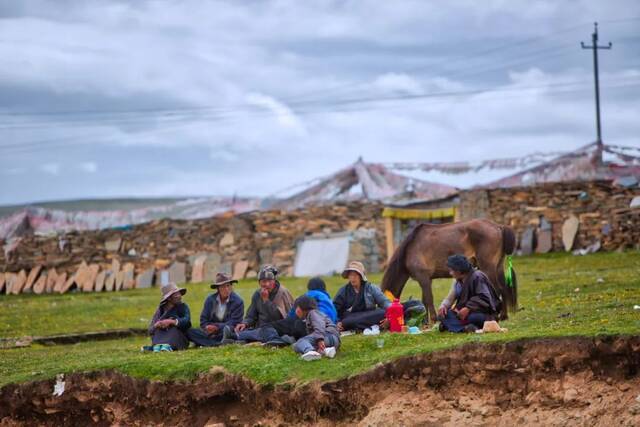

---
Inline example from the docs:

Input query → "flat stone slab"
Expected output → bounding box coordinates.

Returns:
[562,215,580,252]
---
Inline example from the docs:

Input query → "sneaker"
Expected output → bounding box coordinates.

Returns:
[301,351,322,361]
[222,325,237,341]
[323,347,337,358]
[438,322,446,332]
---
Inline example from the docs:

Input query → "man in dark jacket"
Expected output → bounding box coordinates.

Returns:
[186,272,244,347]
[333,261,391,331]
[222,265,294,343]
[437,254,501,333]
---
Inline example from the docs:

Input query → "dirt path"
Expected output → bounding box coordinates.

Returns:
[2,336,639,426]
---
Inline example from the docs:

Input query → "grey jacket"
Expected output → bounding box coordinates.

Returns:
[333,281,391,320]
[243,282,294,328]
[304,309,340,340]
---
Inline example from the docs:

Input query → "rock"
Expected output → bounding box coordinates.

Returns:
[0,273,4,294]
[121,263,135,289]
[520,227,536,255]
[115,270,125,291]
[219,262,232,276]
[168,262,186,285]
[104,272,116,292]
[191,255,207,283]
[11,269,27,295]
[562,215,580,252]
[233,260,249,279]
[94,270,107,292]
[59,273,76,294]
[45,269,58,293]
[536,229,552,253]
[136,267,155,289]
[203,253,222,282]
[219,232,234,248]
[104,237,122,252]
[32,273,47,295]
[53,272,67,293]
[24,266,43,293]
[73,262,91,292]
[82,264,99,292]
[3,273,17,294]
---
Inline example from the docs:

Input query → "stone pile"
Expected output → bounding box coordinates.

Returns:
[460,180,640,253]
[1,202,386,294]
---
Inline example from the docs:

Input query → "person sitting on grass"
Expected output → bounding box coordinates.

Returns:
[287,277,337,322]
[437,254,501,333]
[144,283,192,351]
[186,272,244,347]
[222,276,336,347]
[292,295,340,361]
[333,261,390,332]
[222,265,294,344]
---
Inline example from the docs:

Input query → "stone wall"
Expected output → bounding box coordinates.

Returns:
[0,202,386,293]
[459,180,640,252]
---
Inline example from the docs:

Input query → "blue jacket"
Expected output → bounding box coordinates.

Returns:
[288,289,338,323]
[333,282,391,321]
[199,292,244,331]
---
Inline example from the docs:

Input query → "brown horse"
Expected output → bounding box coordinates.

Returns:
[381,219,517,324]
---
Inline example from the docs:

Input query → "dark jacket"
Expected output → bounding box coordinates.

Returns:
[148,302,191,335]
[333,281,391,321]
[199,291,244,332]
[456,270,499,315]
[243,282,294,328]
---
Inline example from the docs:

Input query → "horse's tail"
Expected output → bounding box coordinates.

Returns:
[500,225,518,313]
[502,225,516,255]
[381,224,422,298]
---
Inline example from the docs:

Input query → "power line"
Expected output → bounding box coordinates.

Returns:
[2,77,639,155]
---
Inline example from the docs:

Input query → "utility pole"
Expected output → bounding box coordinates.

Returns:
[581,22,612,153]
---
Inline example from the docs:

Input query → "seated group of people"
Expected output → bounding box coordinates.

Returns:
[146,255,501,360]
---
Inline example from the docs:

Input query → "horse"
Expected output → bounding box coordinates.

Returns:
[381,218,518,324]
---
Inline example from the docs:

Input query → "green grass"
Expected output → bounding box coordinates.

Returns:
[1,251,639,388]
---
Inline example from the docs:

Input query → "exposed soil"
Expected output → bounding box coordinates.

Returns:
[2,336,640,426]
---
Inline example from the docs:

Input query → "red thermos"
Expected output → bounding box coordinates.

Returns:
[386,298,405,333]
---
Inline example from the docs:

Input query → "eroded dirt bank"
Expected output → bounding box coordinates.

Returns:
[2,336,640,426]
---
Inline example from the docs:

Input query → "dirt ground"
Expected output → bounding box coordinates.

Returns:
[2,336,639,426]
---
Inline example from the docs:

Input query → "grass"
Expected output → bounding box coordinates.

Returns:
[1,251,639,388]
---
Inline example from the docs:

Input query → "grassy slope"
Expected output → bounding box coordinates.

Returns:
[1,252,639,387]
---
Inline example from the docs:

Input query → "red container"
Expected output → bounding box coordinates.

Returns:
[386,298,405,333]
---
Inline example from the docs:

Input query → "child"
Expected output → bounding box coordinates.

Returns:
[293,295,341,361]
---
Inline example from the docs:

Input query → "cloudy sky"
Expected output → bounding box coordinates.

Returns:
[0,0,639,205]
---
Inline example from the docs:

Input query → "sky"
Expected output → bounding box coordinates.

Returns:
[0,0,639,205]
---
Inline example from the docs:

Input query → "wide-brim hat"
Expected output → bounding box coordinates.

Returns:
[342,261,367,282]
[160,283,186,304]
[211,272,238,289]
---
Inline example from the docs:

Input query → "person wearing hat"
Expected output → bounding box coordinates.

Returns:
[437,254,501,333]
[146,283,192,351]
[223,265,293,344]
[186,272,245,347]
[333,261,391,332]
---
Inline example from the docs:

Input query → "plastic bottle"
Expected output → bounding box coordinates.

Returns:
[386,298,405,333]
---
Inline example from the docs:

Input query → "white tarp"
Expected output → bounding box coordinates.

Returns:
[293,234,350,277]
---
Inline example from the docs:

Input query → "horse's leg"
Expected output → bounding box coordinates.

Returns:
[413,270,436,325]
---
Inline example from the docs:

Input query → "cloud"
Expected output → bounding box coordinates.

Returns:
[0,0,639,205]
[245,92,306,135]
[79,161,97,173]
[41,163,60,175]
